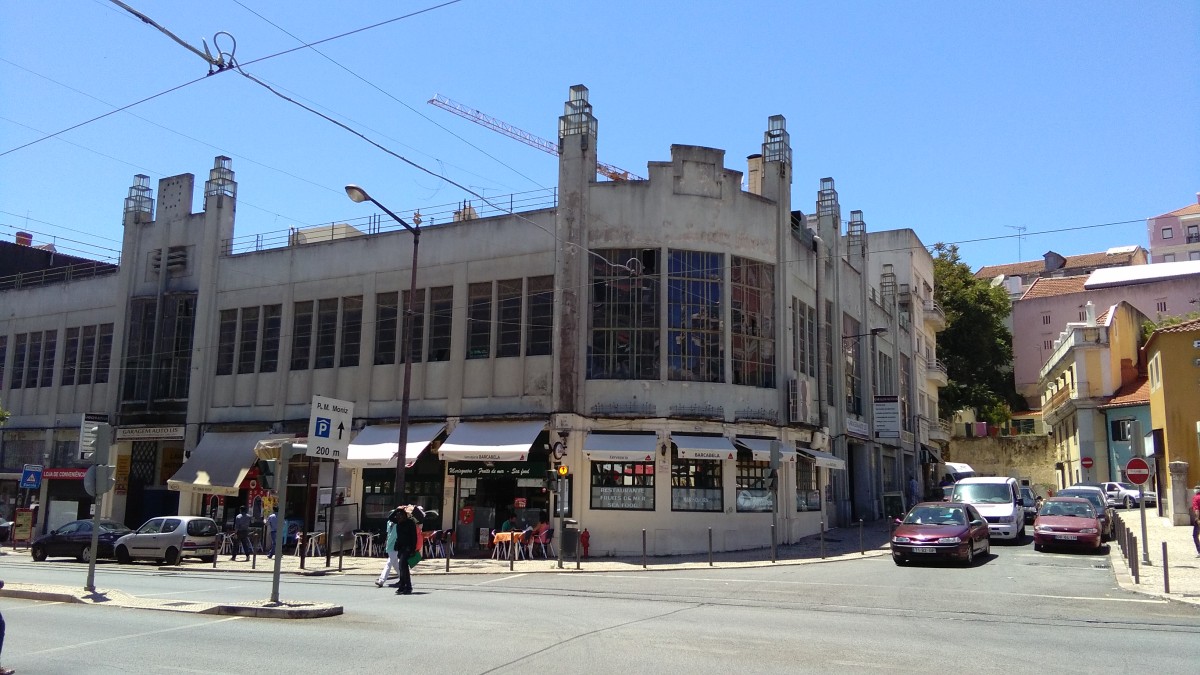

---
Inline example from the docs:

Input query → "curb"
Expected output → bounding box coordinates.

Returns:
[0,586,343,619]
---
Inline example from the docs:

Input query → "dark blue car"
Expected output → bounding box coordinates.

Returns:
[31,519,133,563]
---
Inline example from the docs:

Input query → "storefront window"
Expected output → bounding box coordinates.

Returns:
[590,461,655,510]
[735,455,773,512]
[795,455,819,511]
[671,455,722,512]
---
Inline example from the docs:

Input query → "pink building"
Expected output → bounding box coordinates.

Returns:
[1147,195,1200,263]
[1012,261,1200,405]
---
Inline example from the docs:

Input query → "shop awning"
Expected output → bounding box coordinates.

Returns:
[436,421,545,462]
[343,423,445,469]
[734,437,797,463]
[920,443,943,464]
[796,446,846,471]
[168,431,287,496]
[584,433,658,462]
[672,434,737,460]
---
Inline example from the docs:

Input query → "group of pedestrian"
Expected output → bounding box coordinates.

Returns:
[375,505,419,595]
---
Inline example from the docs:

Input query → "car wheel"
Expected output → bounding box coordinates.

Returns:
[164,547,182,566]
[1017,525,1026,540]
[1034,541,1043,552]
[893,555,905,566]
[983,537,991,557]
[116,546,131,564]
[78,545,92,564]
[31,544,47,562]
[1123,496,1133,509]
[964,544,975,567]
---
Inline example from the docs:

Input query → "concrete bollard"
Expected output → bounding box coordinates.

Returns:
[1163,541,1170,594]
[338,534,344,572]
[771,523,776,564]
[820,521,826,559]
[510,530,516,572]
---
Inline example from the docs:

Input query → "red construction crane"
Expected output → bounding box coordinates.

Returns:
[428,94,643,181]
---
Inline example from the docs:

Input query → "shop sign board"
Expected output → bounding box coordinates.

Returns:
[446,462,547,478]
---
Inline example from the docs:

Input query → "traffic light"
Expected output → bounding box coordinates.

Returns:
[557,464,570,478]
[545,470,558,492]
[261,459,278,490]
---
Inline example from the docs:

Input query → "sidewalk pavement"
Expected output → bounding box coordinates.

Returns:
[1109,509,1200,604]
[11,514,1197,617]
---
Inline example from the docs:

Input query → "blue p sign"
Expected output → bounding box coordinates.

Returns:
[315,417,332,438]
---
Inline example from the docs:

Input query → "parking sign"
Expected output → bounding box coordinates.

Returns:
[307,395,354,460]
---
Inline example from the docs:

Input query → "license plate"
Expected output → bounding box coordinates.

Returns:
[913,547,937,553]
[195,549,213,555]
[1055,535,1077,541]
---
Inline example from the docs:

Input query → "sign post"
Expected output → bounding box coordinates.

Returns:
[306,395,354,460]
[1126,455,1151,566]
[82,416,113,593]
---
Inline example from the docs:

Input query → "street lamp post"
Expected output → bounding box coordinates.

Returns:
[346,184,420,507]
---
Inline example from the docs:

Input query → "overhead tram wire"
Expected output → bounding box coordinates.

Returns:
[230,0,540,189]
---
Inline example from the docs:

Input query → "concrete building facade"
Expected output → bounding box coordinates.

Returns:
[0,86,944,554]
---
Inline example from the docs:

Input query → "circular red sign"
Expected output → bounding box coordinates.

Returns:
[1080,457,1094,469]
[1125,457,1151,484]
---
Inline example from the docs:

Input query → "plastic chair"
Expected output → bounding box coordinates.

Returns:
[534,528,555,559]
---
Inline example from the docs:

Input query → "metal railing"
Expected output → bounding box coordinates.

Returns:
[0,261,119,291]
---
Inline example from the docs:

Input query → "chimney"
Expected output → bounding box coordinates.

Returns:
[1085,300,1096,326]
[15,231,33,246]
[1043,251,1066,272]
[746,154,763,195]
[1119,358,1138,386]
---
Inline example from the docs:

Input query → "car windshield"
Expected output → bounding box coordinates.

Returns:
[186,519,218,537]
[952,484,1013,504]
[99,520,131,533]
[1059,491,1105,511]
[903,506,966,526]
[1039,501,1095,518]
[1116,483,1137,491]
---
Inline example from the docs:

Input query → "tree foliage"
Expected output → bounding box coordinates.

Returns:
[0,399,8,427]
[1140,311,1200,342]
[931,243,1022,424]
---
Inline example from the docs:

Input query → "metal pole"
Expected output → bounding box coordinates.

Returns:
[1131,536,1139,584]
[300,456,313,570]
[576,524,581,570]
[269,443,293,604]
[708,527,713,566]
[393,228,418,512]
[326,459,339,567]
[859,518,864,555]
[1139,486,1150,566]
[84,468,107,592]
[556,477,565,570]
[771,523,776,563]
[445,536,450,574]
[820,521,825,559]
[510,527,516,572]
[642,529,647,569]
[1162,541,1170,594]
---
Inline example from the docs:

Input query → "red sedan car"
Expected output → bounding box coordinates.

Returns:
[891,502,991,566]
[1033,497,1102,553]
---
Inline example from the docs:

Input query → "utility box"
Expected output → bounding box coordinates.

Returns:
[560,519,580,557]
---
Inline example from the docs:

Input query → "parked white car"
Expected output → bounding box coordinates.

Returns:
[1102,481,1157,509]
[115,516,219,565]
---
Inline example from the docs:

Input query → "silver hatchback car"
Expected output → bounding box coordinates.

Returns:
[115,516,220,565]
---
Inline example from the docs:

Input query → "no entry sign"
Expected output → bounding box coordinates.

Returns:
[1125,457,1151,485]
[1080,457,1094,469]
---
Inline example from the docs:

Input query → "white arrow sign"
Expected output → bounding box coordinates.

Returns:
[307,395,354,460]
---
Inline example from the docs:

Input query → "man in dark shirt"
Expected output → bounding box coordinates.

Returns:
[394,508,417,595]
[232,506,253,561]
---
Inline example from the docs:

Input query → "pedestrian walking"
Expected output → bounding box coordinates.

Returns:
[907,474,919,508]
[231,506,253,561]
[0,578,13,674]
[265,507,279,559]
[375,508,402,587]
[394,508,418,596]
[1191,485,1200,558]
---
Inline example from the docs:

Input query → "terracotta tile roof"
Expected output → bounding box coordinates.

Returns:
[1155,316,1200,334]
[1102,376,1150,408]
[1155,203,1200,218]
[974,249,1143,280]
[1019,275,1088,300]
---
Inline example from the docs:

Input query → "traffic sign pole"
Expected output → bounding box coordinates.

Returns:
[1126,450,1152,567]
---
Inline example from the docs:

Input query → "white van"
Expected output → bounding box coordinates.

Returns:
[950,476,1024,541]
[937,462,977,483]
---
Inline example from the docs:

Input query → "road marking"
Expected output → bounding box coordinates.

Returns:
[23,616,243,656]
[477,573,526,585]
[139,587,247,597]
[587,574,1166,603]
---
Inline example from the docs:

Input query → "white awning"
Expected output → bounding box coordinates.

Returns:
[797,446,846,470]
[343,423,445,469]
[437,421,545,462]
[672,434,737,460]
[584,433,658,462]
[734,437,797,463]
[168,431,288,496]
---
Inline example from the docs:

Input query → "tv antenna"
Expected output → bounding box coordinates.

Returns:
[1005,225,1028,260]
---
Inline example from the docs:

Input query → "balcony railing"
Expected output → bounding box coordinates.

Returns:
[0,261,119,291]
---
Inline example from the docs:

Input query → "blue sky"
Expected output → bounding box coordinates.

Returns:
[2,1,1197,271]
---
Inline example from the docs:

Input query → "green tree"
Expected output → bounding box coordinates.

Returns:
[932,243,1022,424]
[0,398,9,426]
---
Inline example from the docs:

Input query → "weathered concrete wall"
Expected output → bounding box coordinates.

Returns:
[944,435,1057,496]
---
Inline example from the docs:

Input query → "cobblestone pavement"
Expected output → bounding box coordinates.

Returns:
[7,513,1198,617]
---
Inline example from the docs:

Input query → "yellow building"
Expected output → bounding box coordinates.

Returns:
[1144,316,1200,493]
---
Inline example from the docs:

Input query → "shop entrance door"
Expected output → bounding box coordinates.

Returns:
[476,477,517,529]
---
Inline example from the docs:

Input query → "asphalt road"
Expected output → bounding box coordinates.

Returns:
[2,536,1199,674]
